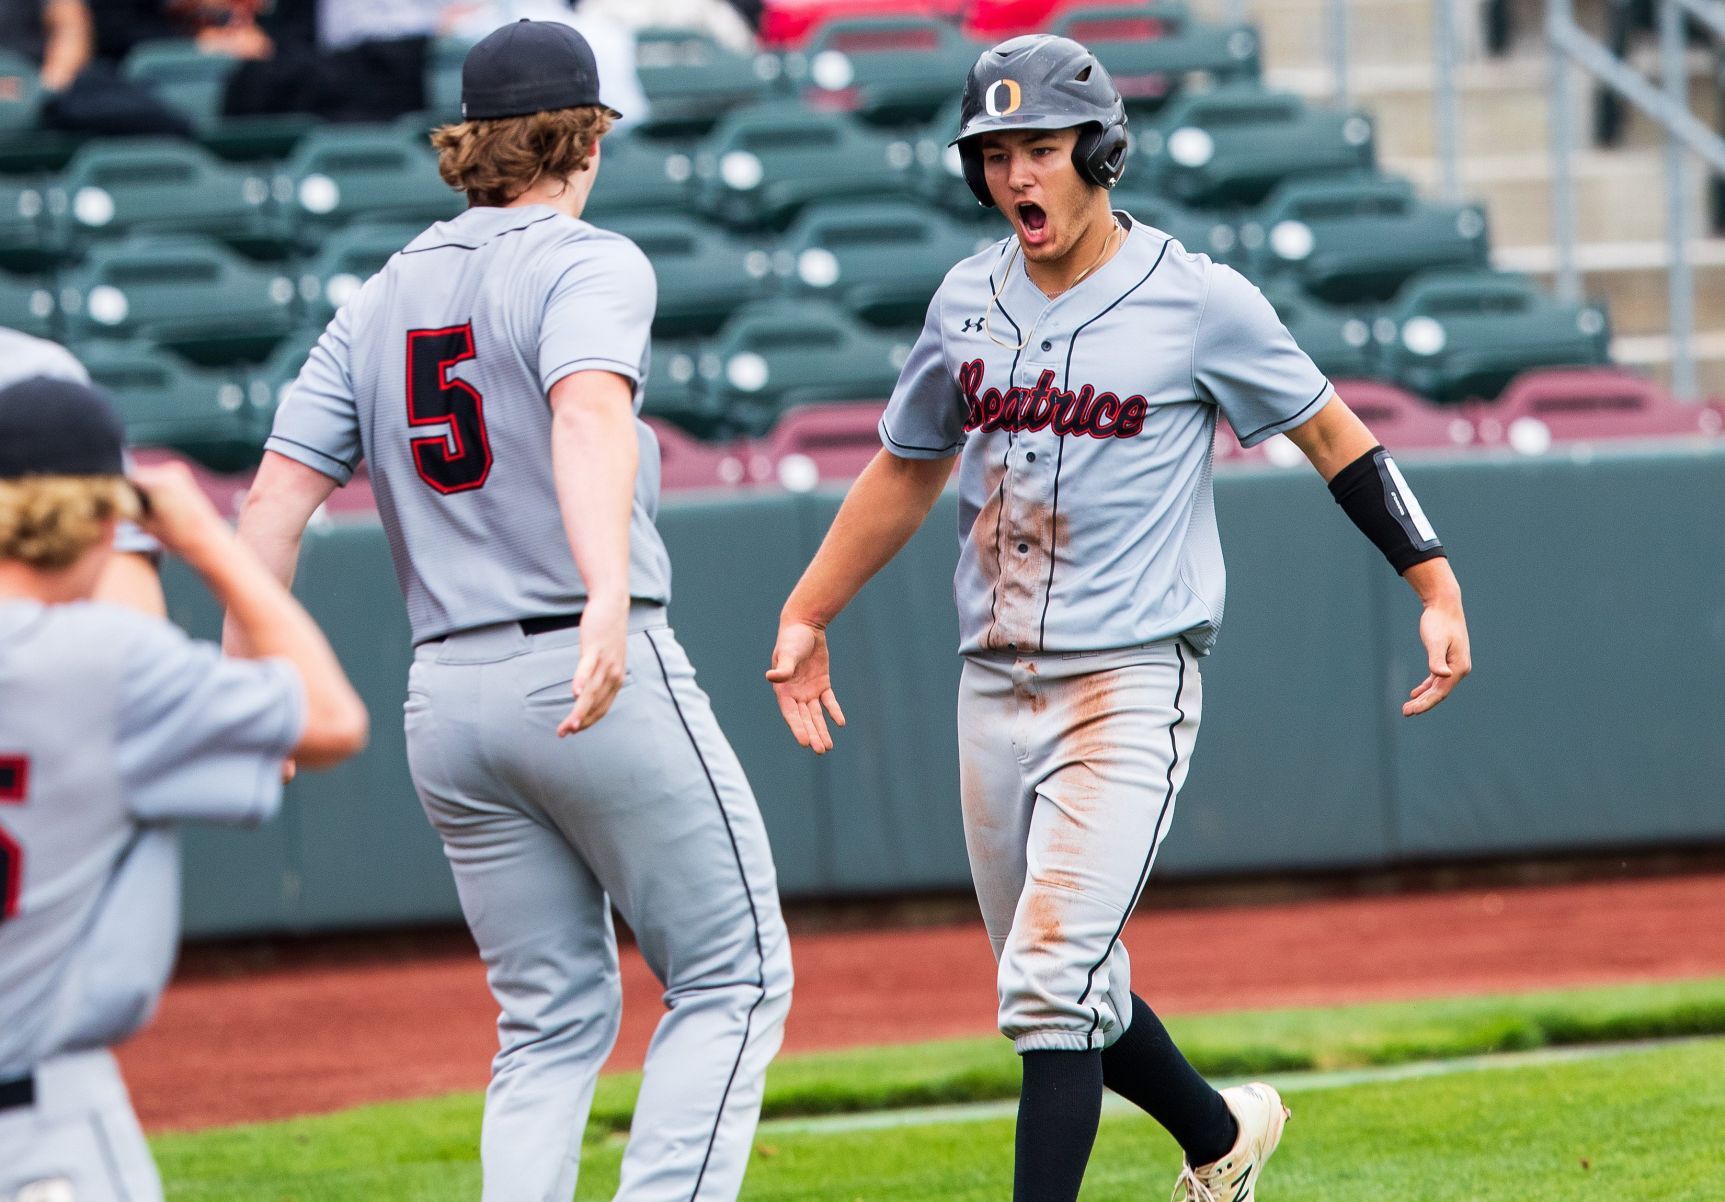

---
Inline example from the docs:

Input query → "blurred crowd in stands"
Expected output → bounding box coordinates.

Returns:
[1,0,763,136]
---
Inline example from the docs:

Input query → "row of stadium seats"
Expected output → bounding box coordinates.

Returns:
[128,367,1725,517]
[59,261,1611,477]
[1,80,1377,264]
[0,5,1257,171]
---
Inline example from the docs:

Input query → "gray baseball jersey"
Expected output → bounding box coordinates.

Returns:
[265,204,672,644]
[0,602,302,1076]
[258,200,792,1202]
[0,329,158,559]
[0,600,302,1202]
[880,216,1330,657]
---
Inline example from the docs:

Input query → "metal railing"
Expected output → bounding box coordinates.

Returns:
[1548,0,1725,399]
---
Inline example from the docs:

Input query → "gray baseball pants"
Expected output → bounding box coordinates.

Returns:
[405,606,792,1202]
[0,1050,160,1202]
[957,640,1200,1054]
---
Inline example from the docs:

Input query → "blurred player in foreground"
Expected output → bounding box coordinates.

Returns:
[769,34,1471,1202]
[0,376,368,1201]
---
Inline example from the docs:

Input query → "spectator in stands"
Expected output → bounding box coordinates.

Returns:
[0,0,191,133]
[577,0,754,53]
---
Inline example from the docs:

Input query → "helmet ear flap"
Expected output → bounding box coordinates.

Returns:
[1073,121,1129,189]
[959,141,995,208]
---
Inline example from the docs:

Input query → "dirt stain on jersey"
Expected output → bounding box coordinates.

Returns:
[973,456,1008,649]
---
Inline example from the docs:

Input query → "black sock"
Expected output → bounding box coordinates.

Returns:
[1014,1049,1105,1202]
[1101,994,1237,1166]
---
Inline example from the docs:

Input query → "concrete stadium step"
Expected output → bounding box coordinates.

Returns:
[1189,0,1478,72]
[1267,54,1718,160]
[1613,330,1725,397]
[1494,239,1725,338]
[1388,150,1713,247]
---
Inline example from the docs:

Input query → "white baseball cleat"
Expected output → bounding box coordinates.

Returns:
[1170,1082,1290,1202]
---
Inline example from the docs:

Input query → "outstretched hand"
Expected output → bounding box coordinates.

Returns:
[766,621,846,754]
[1404,597,1471,716]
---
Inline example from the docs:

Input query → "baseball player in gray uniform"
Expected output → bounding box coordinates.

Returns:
[234,21,792,1202]
[769,36,1472,1202]
[0,376,367,1202]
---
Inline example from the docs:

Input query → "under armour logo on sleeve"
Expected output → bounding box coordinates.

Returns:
[961,316,985,333]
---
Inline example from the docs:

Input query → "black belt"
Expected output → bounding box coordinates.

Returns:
[0,1073,34,1111]
[519,612,583,636]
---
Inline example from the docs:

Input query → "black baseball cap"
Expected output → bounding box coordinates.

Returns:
[461,19,622,121]
[0,375,128,481]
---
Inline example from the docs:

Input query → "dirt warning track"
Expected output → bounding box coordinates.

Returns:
[118,871,1725,1131]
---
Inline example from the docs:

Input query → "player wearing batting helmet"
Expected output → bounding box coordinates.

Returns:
[235,20,793,1202]
[0,377,367,1201]
[770,34,1472,1202]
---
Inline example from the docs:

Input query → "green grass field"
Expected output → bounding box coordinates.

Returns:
[153,980,1725,1201]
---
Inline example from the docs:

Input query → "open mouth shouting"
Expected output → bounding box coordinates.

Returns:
[1016,202,1050,247]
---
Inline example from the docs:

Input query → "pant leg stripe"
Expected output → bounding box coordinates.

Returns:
[644,629,768,1202]
[1073,643,1188,1048]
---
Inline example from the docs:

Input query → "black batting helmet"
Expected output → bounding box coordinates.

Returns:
[950,35,1129,208]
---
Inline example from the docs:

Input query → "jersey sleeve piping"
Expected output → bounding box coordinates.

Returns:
[1235,382,1335,445]
[879,422,965,457]
[541,355,645,396]
[263,434,357,484]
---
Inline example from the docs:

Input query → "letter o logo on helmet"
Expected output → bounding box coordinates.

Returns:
[984,79,1022,117]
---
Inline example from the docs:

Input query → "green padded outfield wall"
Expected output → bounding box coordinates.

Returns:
[169,446,1725,936]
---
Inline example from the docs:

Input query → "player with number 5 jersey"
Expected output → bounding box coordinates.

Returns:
[239,21,792,1202]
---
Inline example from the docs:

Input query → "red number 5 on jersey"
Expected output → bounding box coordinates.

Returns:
[406,323,493,494]
[0,754,29,923]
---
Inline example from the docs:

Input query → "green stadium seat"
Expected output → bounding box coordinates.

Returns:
[910,96,988,220]
[603,213,775,337]
[245,324,322,421]
[47,139,282,257]
[777,199,993,327]
[61,234,299,365]
[1241,173,1490,304]
[1377,269,1612,404]
[122,39,311,159]
[785,16,980,125]
[0,50,80,171]
[0,271,56,338]
[276,125,461,244]
[582,133,700,220]
[708,299,911,435]
[641,338,731,440]
[1053,4,1260,114]
[0,176,54,272]
[1136,85,1376,208]
[295,221,422,326]
[1109,184,1244,265]
[635,28,777,135]
[691,102,913,229]
[122,40,231,128]
[1258,281,1379,381]
[423,37,476,122]
[78,339,264,471]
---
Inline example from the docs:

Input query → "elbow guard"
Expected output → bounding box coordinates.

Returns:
[1327,446,1445,574]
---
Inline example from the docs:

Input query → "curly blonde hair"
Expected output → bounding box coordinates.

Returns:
[432,106,616,208]
[0,476,140,571]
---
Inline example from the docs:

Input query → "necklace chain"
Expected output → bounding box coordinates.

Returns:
[984,218,1123,352]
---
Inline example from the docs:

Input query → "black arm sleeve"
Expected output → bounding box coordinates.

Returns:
[1327,445,1446,574]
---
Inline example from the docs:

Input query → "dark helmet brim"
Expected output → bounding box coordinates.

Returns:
[948,112,1095,148]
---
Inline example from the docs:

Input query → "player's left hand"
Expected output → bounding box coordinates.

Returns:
[559,592,630,736]
[1405,596,1471,717]
[766,620,846,754]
